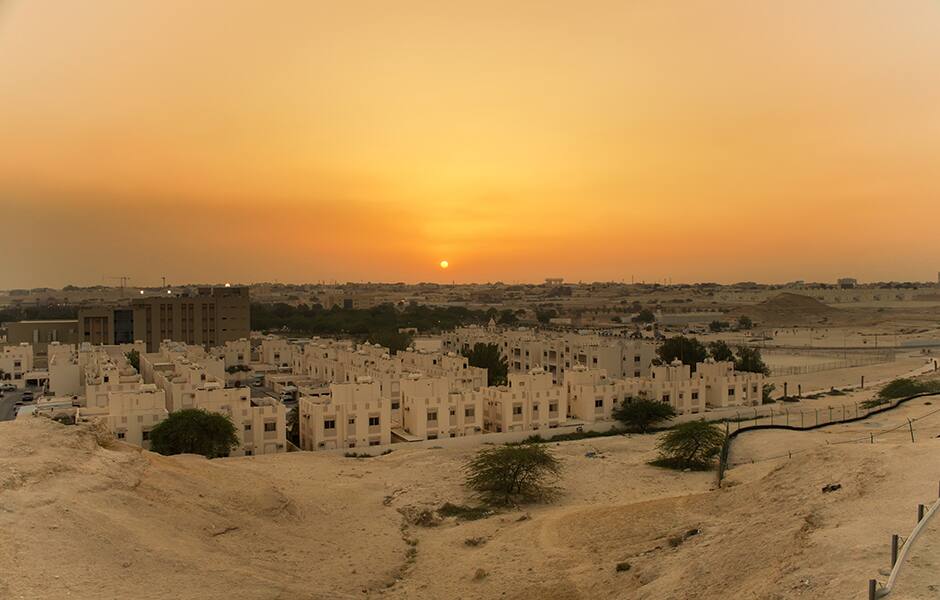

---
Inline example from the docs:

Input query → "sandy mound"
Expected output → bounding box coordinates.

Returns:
[2,418,939,599]
[738,292,842,326]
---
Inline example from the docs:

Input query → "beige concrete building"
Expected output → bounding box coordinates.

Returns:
[47,342,81,397]
[442,326,657,382]
[140,344,286,455]
[298,378,391,451]
[78,385,169,450]
[564,366,635,423]
[397,374,484,441]
[483,369,567,433]
[0,343,34,388]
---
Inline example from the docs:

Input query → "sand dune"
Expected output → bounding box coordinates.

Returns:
[2,416,939,599]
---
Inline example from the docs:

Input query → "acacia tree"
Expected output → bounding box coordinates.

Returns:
[463,342,509,386]
[464,444,562,506]
[149,409,240,458]
[612,398,676,433]
[654,421,725,470]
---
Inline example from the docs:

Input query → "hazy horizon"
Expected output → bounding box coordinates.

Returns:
[3,0,940,289]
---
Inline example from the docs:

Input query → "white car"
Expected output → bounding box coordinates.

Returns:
[0,383,16,392]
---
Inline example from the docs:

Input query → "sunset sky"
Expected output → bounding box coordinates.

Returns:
[2,0,939,288]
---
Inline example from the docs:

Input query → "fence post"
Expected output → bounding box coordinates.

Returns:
[798,384,802,397]
[870,433,874,444]
[918,504,925,522]
[869,579,876,600]
[770,409,774,425]
[784,382,788,398]
[855,402,859,418]
[908,418,915,443]
[891,534,899,567]
[815,409,819,426]
[801,411,804,428]
[785,408,789,426]
[842,405,846,421]
[862,375,865,389]
[828,406,833,423]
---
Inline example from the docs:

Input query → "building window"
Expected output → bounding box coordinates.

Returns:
[244,424,252,431]
[464,407,475,418]
[595,399,604,408]
[324,419,336,429]
[662,395,670,403]
[728,388,735,396]
[427,411,437,421]
[692,392,699,400]
[348,417,356,425]
[368,416,380,426]
[391,402,400,410]
[116,431,126,440]
[512,406,522,415]
[264,422,276,432]
[244,450,253,456]
[549,403,558,412]
[369,440,380,446]
[141,431,150,441]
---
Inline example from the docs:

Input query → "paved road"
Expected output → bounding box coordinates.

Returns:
[0,389,29,421]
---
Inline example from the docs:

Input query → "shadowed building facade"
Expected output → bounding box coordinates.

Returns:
[77,286,250,352]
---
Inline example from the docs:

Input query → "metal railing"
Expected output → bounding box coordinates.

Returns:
[869,485,940,598]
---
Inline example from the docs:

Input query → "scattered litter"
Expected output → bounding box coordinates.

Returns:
[821,483,842,493]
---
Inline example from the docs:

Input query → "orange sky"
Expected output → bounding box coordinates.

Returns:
[2,0,939,288]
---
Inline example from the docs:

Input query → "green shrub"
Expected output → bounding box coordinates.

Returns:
[652,421,724,470]
[464,444,562,506]
[438,503,493,521]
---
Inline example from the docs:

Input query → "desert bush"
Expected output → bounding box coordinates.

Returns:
[464,444,562,506]
[652,421,725,470]
[438,503,493,521]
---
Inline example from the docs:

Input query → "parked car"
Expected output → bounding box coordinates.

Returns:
[0,383,16,392]
[21,391,34,402]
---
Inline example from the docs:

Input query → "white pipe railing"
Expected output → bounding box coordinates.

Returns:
[870,489,940,598]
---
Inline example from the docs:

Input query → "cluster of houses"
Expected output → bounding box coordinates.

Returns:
[10,321,764,454]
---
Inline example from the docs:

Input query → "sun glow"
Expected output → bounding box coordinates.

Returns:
[439,260,449,269]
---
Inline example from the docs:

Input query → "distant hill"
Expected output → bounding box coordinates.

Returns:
[737,292,841,326]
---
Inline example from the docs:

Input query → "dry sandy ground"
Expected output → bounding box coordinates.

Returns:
[2,412,940,600]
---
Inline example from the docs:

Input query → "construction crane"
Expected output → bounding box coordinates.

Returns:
[106,276,132,297]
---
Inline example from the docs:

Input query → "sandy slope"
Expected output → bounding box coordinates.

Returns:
[2,417,939,600]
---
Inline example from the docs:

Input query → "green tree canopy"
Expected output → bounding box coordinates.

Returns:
[125,349,140,372]
[737,315,754,329]
[657,336,708,370]
[149,409,240,459]
[708,320,729,332]
[286,405,300,447]
[612,398,676,433]
[464,444,562,505]
[366,329,413,354]
[632,309,656,324]
[734,346,770,375]
[463,342,508,386]
[654,421,725,470]
[707,340,735,362]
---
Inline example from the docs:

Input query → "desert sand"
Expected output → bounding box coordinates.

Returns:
[3,398,940,600]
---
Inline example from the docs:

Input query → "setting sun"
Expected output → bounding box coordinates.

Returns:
[439,260,449,269]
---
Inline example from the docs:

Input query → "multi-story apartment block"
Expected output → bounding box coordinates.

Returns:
[47,342,81,397]
[696,360,764,409]
[398,374,484,441]
[442,326,656,382]
[482,369,567,433]
[0,342,34,388]
[78,385,169,449]
[564,366,635,423]
[298,378,391,451]
[140,343,286,455]
[76,286,250,352]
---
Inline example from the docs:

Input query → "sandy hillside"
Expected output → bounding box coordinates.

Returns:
[2,416,940,600]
